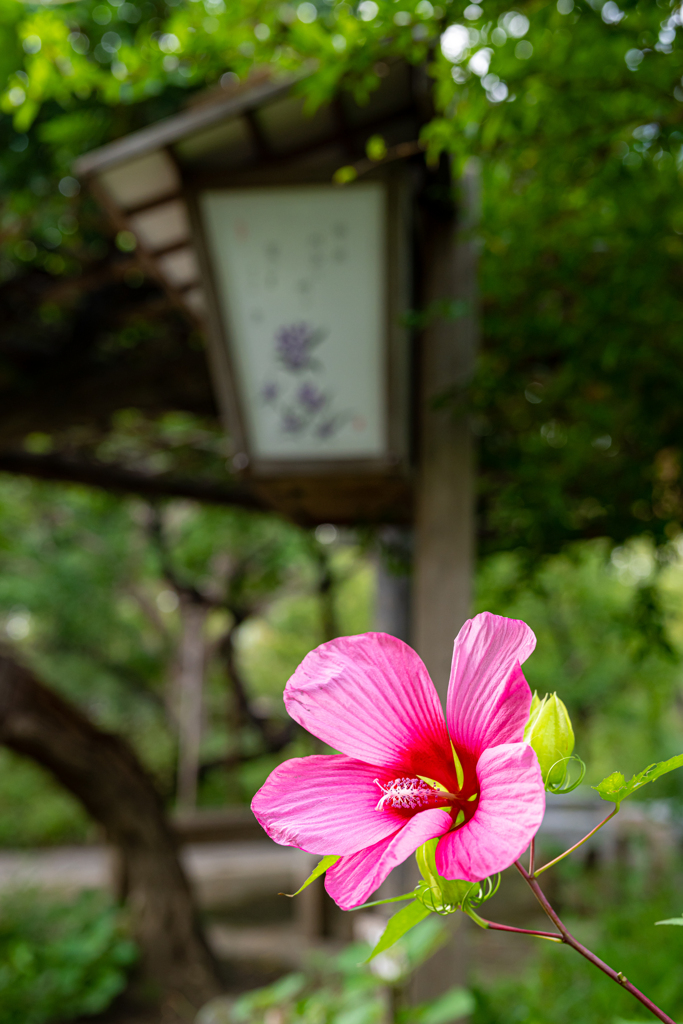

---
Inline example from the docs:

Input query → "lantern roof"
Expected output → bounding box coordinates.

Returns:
[74,61,430,322]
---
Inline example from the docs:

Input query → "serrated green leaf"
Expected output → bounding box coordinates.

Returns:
[365,900,432,962]
[593,754,683,807]
[655,916,683,926]
[593,771,626,801]
[282,855,339,897]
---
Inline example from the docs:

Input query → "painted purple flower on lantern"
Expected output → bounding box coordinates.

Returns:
[316,418,339,439]
[281,411,305,433]
[275,322,325,372]
[297,382,327,414]
[252,612,545,911]
[261,382,279,404]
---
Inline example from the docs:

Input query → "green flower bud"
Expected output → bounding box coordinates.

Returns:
[524,691,575,790]
[414,840,500,914]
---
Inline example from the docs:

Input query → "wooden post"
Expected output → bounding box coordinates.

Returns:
[413,158,479,702]
[373,527,415,906]
[375,526,412,643]
[175,598,208,811]
[410,159,480,1001]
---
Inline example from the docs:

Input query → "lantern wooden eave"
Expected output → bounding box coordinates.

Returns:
[74,62,433,526]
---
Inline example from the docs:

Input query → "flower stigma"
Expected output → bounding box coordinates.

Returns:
[374,777,458,811]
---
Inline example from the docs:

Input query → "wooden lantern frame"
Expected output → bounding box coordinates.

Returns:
[74,63,435,524]
[186,169,414,480]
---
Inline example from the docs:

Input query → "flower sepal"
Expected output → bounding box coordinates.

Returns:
[414,838,500,915]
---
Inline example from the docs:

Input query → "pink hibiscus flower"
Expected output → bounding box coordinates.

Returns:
[252,612,545,911]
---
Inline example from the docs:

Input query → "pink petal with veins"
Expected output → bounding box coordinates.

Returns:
[435,742,544,882]
[326,808,453,910]
[284,633,451,779]
[447,612,536,760]
[251,755,406,856]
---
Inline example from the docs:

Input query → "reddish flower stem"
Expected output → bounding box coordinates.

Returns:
[514,860,676,1024]
[474,917,561,941]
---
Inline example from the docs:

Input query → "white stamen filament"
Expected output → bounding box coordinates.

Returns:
[374,777,458,812]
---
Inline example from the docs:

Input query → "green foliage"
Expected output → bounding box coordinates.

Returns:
[432,1,683,558]
[284,855,340,898]
[475,539,683,788]
[0,749,90,847]
[0,477,181,783]
[419,988,476,1024]
[199,919,471,1024]
[594,753,683,807]
[365,900,432,962]
[0,889,137,1024]
[470,893,683,1024]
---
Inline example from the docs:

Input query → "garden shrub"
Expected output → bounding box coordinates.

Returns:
[0,889,137,1024]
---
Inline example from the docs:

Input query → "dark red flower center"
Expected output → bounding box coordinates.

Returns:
[375,749,480,831]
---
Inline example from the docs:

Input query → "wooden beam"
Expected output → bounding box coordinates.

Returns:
[0,451,267,510]
[0,451,414,526]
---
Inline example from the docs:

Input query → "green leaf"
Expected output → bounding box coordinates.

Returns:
[655,916,683,926]
[282,855,339,897]
[593,754,683,807]
[350,893,417,911]
[593,771,626,801]
[365,900,432,962]
[419,986,476,1024]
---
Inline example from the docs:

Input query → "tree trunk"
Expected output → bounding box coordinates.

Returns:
[0,649,223,1010]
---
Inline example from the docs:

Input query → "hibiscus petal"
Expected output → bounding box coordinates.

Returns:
[251,755,409,856]
[435,742,544,882]
[447,612,536,759]
[284,633,451,776]
[326,808,453,910]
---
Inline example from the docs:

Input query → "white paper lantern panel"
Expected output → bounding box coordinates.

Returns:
[199,183,388,462]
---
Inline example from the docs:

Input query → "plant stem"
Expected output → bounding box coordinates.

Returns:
[471,913,561,942]
[533,807,618,877]
[529,836,535,875]
[514,860,676,1024]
